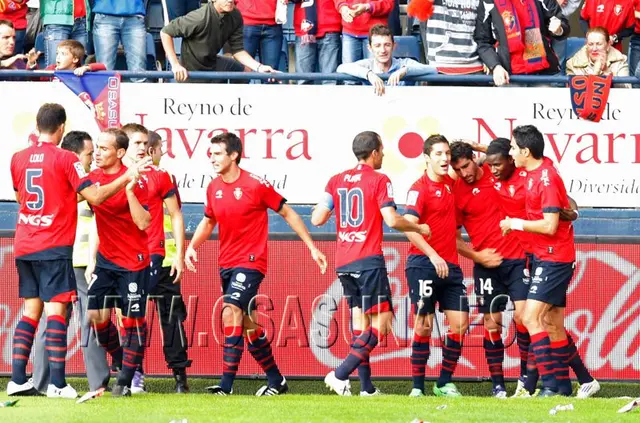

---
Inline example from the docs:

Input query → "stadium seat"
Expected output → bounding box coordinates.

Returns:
[565,37,586,62]
[393,35,422,61]
[34,33,46,69]
[146,0,166,42]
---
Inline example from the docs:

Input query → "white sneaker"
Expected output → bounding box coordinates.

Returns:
[324,371,351,396]
[618,398,640,413]
[360,388,382,396]
[409,388,425,397]
[7,380,39,396]
[577,378,600,399]
[511,378,527,398]
[131,370,147,394]
[76,387,106,404]
[47,384,78,399]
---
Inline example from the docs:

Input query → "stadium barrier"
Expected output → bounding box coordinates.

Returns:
[0,232,638,381]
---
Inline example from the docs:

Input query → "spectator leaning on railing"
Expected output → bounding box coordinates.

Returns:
[92,0,146,75]
[474,0,569,87]
[291,0,342,84]
[337,23,436,96]
[337,0,395,65]
[0,0,29,54]
[0,19,40,69]
[236,0,284,72]
[566,26,631,88]
[161,0,278,82]
[39,0,91,67]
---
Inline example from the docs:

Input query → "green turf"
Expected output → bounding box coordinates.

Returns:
[0,378,638,422]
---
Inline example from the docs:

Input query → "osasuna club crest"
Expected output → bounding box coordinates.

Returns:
[509,184,516,197]
[234,187,243,200]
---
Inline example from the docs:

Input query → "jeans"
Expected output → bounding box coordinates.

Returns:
[93,13,146,80]
[341,33,369,64]
[15,29,26,55]
[295,32,341,85]
[629,34,640,79]
[243,24,283,70]
[165,0,202,20]
[552,38,567,74]
[43,17,89,67]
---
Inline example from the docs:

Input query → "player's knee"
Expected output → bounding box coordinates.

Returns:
[522,310,540,331]
[87,309,104,324]
[483,315,501,332]
[221,303,243,327]
[413,315,432,337]
[451,320,469,335]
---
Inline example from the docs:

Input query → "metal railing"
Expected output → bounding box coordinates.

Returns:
[1,69,638,85]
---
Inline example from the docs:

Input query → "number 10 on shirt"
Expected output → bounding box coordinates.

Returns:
[337,188,364,228]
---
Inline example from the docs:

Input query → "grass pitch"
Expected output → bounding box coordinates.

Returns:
[0,378,638,423]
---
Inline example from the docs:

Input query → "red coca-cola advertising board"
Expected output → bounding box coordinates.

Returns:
[0,238,638,380]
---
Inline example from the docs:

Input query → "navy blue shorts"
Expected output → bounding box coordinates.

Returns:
[148,254,165,293]
[406,259,469,316]
[474,259,529,314]
[337,268,392,314]
[16,258,77,302]
[528,257,575,307]
[87,265,149,318]
[220,267,264,314]
[524,252,534,281]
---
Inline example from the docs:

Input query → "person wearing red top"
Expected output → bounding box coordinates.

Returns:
[86,128,152,398]
[580,0,636,52]
[292,0,342,83]
[450,141,526,398]
[236,0,284,72]
[311,131,430,396]
[186,132,327,396]
[499,125,576,397]
[120,123,187,394]
[403,135,469,398]
[335,0,394,64]
[0,0,28,53]
[8,103,142,398]
[40,0,91,66]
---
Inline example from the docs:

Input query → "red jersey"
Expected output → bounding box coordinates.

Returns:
[11,142,92,259]
[143,166,176,257]
[89,165,150,271]
[489,166,534,254]
[204,170,285,275]
[581,0,635,51]
[525,158,575,263]
[455,168,524,260]
[236,0,278,25]
[325,164,396,271]
[635,0,640,33]
[404,173,458,265]
[0,1,28,30]
[294,0,342,38]
[334,0,394,36]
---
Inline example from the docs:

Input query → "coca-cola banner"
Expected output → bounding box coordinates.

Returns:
[1,82,639,207]
[0,237,638,379]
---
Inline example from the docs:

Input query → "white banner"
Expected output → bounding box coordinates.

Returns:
[1,82,639,207]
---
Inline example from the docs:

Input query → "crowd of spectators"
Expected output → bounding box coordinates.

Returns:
[0,0,638,86]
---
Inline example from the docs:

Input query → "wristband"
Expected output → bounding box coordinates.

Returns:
[510,218,524,231]
[256,64,263,72]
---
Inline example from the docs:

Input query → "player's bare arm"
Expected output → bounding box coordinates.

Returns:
[380,207,431,237]
[311,192,333,226]
[455,229,503,268]
[164,195,185,283]
[185,216,217,273]
[278,204,327,274]
[559,196,579,222]
[126,179,151,231]
[500,212,560,237]
[80,157,153,205]
[404,214,448,278]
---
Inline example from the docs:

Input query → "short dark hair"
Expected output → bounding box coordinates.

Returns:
[61,131,92,154]
[148,131,162,149]
[512,125,544,159]
[57,40,85,62]
[211,132,242,164]
[103,128,129,151]
[368,24,393,45]
[486,138,511,158]
[0,20,14,29]
[450,141,474,163]
[36,103,67,134]
[423,134,449,155]
[121,123,149,138]
[352,131,382,161]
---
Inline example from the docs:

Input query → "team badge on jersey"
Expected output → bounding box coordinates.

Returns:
[472,188,480,196]
[234,187,243,200]
[614,4,622,15]
[509,185,516,197]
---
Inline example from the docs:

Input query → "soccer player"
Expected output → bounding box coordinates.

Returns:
[403,135,469,398]
[482,137,599,398]
[121,124,188,394]
[86,128,151,397]
[185,132,327,396]
[31,131,112,395]
[499,125,580,397]
[8,103,144,398]
[449,141,527,398]
[311,131,431,396]
[148,130,191,393]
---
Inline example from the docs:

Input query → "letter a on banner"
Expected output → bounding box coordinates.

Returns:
[54,71,122,130]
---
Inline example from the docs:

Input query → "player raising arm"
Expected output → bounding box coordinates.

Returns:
[185,133,326,396]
